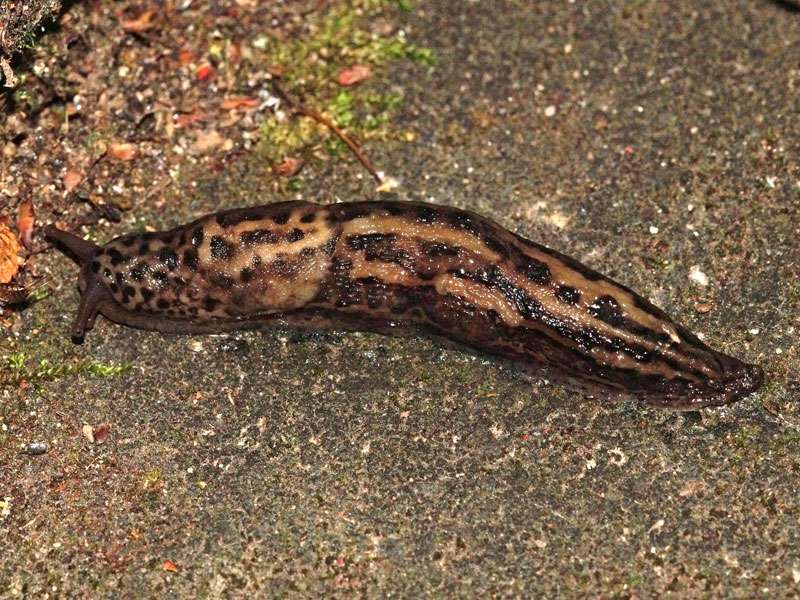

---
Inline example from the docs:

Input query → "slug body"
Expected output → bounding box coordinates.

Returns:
[46,200,762,409]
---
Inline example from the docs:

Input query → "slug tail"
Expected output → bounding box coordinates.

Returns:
[44,225,100,264]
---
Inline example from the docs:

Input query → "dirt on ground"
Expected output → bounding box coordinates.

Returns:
[1,0,800,597]
[0,0,62,87]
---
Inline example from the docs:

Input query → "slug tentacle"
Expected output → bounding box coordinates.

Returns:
[45,225,107,342]
[46,201,764,409]
[44,225,100,263]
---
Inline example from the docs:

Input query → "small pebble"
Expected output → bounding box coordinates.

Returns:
[689,265,709,287]
[544,105,556,117]
[23,442,48,456]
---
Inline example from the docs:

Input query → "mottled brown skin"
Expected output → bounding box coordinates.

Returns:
[45,200,763,409]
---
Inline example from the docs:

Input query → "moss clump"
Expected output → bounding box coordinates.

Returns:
[255,0,435,168]
[1,351,131,388]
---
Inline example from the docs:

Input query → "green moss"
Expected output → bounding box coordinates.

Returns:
[254,0,434,168]
[625,573,645,589]
[1,351,131,387]
[142,469,162,489]
[729,425,760,450]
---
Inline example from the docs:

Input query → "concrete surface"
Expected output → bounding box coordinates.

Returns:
[2,1,800,597]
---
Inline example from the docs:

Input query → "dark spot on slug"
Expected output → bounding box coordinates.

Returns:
[347,233,396,251]
[589,295,624,327]
[109,283,119,294]
[321,235,339,256]
[103,268,112,279]
[192,228,204,247]
[521,260,551,285]
[215,207,270,227]
[210,236,235,260]
[415,206,436,223]
[183,249,199,271]
[121,236,136,247]
[287,228,305,243]
[141,288,154,302]
[115,272,123,285]
[210,272,234,289]
[270,258,298,277]
[332,258,353,275]
[107,248,126,266]
[556,285,581,305]
[384,204,406,217]
[483,235,506,255]
[300,247,316,259]
[138,243,149,256]
[130,263,146,281]
[240,229,280,245]
[240,267,253,283]
[300,213,315,223]
[272,211,290,225]
[203,297,219,312]
[365,247,412,269]
[152,271,168,284]
[356,276,381,285]
[448,211,480,234]
[333,204,370,221]
[91,261,100,273]
[156,248,179,270]
[157,298,170,310]
[424,242,459,257]
[123,285,136,298]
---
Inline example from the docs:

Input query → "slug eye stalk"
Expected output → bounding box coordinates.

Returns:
[45,225,106,342]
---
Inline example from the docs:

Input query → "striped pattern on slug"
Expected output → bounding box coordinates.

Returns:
[45,200,763,409]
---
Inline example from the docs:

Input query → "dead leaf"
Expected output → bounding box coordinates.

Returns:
[0,223,23,284]
[121,10,156,33]
[190,130,228,154]
[274,157,302,177]
[175,112,207,127]
[163,560,179,572]
[109,143,138,161]
[220,97,259,110]
[337,64,371,87]
[94,424,110,444]
[197,64,215,81]
[267,64,286,78]
[63,169,83,194]
[16,199,34,250]
[694,300,714,314]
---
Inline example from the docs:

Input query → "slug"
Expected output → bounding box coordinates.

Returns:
[45,200,763,409]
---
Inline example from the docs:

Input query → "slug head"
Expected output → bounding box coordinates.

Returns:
[45,225,109,343]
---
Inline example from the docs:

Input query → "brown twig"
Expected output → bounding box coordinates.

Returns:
[271,79,382,184]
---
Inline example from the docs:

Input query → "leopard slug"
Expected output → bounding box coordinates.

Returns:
[45,200,763,409]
